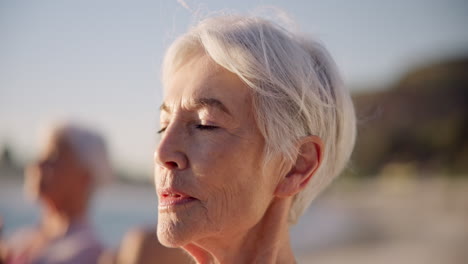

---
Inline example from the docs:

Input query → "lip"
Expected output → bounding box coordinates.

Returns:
[158,187,198,210]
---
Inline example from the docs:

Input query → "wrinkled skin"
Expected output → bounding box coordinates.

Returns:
[154,54,284,248]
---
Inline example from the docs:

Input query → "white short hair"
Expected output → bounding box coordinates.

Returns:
[162,14,356,224]
[44,121,113,188]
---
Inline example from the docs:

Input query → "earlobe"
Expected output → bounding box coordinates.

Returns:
[274,136,323,198]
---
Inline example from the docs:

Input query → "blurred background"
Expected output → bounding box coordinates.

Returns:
[1,0,467,263]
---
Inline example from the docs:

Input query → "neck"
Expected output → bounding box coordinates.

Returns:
[40,199,88,239]
[182,197,296,264]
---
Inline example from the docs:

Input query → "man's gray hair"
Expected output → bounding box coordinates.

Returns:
[46,121,113,187]
[162,14,356,224]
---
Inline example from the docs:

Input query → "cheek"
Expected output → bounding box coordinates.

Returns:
[189,137,273,227]
[37,167,54,192]
[188,137,247,194]
[200,171,275,236]
[46,164,73,198]
[210,182,257,215]
[188,132,260,177]
[25,167,42,199]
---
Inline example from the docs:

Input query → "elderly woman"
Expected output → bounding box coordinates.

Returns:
[154,14,356,263]
[5,122,112,264]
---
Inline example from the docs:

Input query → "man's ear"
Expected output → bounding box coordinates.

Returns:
[274,136,323,198]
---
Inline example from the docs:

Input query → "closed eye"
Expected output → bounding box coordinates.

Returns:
[195,124,219,130]
[158,125,218,134]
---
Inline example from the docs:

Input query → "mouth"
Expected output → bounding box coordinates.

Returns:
[158,187,198,210]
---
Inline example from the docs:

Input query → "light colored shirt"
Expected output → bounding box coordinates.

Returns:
[8,221,104,264]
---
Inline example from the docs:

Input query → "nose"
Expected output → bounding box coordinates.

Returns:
[154,126,188,170]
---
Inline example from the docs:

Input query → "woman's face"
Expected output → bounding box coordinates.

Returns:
[154,55,282,247]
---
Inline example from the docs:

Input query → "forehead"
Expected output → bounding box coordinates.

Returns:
[163,54,252,111]
[42,131,74,158]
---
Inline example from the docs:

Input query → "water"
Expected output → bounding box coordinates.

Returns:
[0,178,157,247]
[1,177,345,254]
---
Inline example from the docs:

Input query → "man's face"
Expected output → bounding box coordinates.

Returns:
[154,54,282,247]
[25,134,87,207]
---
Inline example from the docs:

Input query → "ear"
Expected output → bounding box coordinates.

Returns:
[274,136,323,198]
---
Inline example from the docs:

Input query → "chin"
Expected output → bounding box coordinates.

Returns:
[157,198,215,247]
[157,212,199,248]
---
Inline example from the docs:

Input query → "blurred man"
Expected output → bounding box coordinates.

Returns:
[4,122,112,264]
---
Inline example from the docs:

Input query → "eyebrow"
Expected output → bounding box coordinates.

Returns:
[159,97,232,117]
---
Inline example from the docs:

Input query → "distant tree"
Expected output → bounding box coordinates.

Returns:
[0,144,14,168]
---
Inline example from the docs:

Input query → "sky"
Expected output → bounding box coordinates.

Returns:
[1,0,467,178]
